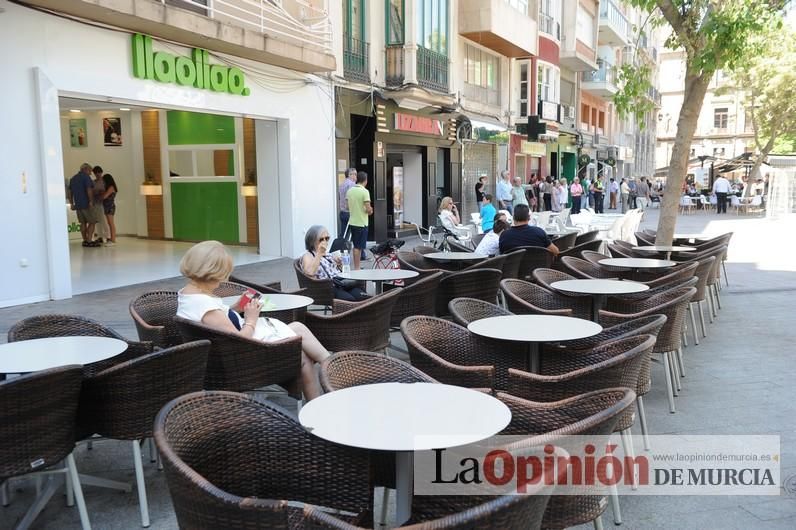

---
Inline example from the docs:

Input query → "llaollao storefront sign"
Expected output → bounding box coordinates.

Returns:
[131,34,250,96]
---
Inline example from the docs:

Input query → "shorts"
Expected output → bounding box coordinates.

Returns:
[76,208,99,224]
[104,203,116,215]
[350,225,368,250]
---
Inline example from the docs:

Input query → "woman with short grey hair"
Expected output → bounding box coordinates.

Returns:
[300,225,368,301]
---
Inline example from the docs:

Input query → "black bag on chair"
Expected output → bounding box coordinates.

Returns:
[330,222,353,254]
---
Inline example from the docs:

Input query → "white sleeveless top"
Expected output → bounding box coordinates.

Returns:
[177,290,296,342]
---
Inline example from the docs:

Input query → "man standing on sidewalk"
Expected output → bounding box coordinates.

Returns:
[497,170,513,214]
[636,176,651,211]
[346,171,373,270]
[609,177,619,209]
[713,174,731,214]
[337,167,357,238]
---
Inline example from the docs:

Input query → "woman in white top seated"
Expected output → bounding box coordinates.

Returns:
[438,196,469,238]
[474,219,509,256]
[176,240,329,400]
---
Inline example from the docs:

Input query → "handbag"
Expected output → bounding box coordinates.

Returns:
[333,276,359,290]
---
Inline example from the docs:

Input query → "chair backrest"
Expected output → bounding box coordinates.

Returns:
[293,259,334,307]
[436,269,503,316]
[320,351,436,392]
[499,249,525,279]
[0,365,83,480]
[536,211,552,229]
[398,251,441,274]
[174,317,302,393]
[517,246,555,280]
[581,250,611,266]
[575,230,599,245]
[129,291,182,349]
[605,216,625,241]
[154,391,373,529]
[228,276,292,295]
[634,232,656,246]
[559,256,617,279]
[643,261,698,288]
[558,238,604,259]
[78,340,210,441]
[558,207,572,226]
[500,279,576,317]
[531,268,576,291]
[560,314,667,352]
[413,245,436,255]
[463,253,505,272]
[448,297,512,327]
[606,243,633,258]
[212,281,249,297]
[691,256,717,301]
[390,271,444,328]
[552,231,577,252]
[680,195,693,206]
[446,236,473,252]
[730,195,741,206]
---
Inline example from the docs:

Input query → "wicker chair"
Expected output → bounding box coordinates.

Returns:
[389,272,444,328]
[77,341,210,527]
[0,366,90,530]
[461,254,506,272]
[499,249,525,279]
[639,261,697,288]
[293,258,334,310]
[532,268,576,291]
[575,230,600,245]
[401,316,527,391]
[210,281,248,297]
[599,287,696,413]
[551,231,577,252]
[517,246,556,280]
[320,351,437,393]
[500,279,591,321]
[557,239,605,260]
[129,291,183,349]
[305,289,401,352]
[559,256,619,280]
[448,297,512,327]
[226,276,311,323]
[581,250,611,266]
[413,245,437,255]
[154,391,374,529]
[606,243,634,258]
[604,276,697,309]
[175,317,302,396]
[634,232,656,246]
[446,236,475,253]
[435,269,503,317]
[398,251,446,276]
[8,314,154,376]
[497,388,636,530]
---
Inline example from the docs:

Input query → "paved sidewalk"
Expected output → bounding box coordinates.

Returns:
[2,209,796,529]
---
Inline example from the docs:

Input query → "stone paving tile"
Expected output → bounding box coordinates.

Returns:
[2,211,796,529]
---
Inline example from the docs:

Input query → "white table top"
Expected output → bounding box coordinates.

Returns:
[338,269,419,281]
[467,315,602,343]
[551,279,650,296]
[425,252,484,261]
[222,293,315,312]
[673,234,707,240]
[633,245,695,253]
[0,337,128,373]
[599,258,677,269]
[299,382,511,452]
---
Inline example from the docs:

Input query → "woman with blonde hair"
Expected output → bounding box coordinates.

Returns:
[438,196,470,239]
[176,240,330,400]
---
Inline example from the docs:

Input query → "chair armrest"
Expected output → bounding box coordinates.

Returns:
[331,298,367,314]
[408,347,494,389]
[506,368,584,402]
[598,309,646,328]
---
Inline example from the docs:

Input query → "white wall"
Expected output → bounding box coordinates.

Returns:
[59,109,140,236]
[0,0,336,306]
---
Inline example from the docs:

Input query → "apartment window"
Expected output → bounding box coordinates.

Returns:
[505,0,529,15]
[714,108,729,130]
[576,5,595,47]
[519,62,530,117]
[166,0,208,15]
[386,0,404,44]
[539,0,561,39]
[417,0,448,54]
[343,0,365,41]
[537,63,559,103]
[464,45,499,89]
[744,107,755,133]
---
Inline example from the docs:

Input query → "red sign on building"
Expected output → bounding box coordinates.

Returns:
[394,113,444,136]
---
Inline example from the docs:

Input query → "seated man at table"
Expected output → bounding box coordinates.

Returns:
[498,204,559,256]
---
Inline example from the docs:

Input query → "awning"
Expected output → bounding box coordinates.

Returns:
[466,115,508,132]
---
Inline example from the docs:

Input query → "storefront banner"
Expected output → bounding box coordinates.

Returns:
[540,101,559,122]
[521,141,546,157]
[394,113,444,136]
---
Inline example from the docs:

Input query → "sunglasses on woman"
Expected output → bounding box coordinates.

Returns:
[318,236,330,242]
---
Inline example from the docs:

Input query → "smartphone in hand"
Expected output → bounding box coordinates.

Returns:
[235,288,260,311]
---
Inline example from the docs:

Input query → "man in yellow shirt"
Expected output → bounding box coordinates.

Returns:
[345,171,373,270]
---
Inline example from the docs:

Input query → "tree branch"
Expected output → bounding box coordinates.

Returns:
[655,0,694,56]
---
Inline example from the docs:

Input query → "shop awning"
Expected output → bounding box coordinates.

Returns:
[467,115,508,132]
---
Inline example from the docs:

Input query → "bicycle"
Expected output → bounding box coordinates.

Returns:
[370,239,406,270]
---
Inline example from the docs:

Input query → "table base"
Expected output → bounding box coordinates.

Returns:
[395,451,413,526]
[529,343,540,373]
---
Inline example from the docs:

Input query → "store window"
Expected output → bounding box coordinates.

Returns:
[343,0,365,42]
[464,44,500,106]
[417,0,448,54]
[714,108,729,130]
[576,5,595,48]
[504,0,529,15]
[386,0,404,44]
[168,149,235,177]
[519,62,530,117]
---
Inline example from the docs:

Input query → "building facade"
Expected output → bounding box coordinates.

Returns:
[0,0,337,306]
[656,49,756,186]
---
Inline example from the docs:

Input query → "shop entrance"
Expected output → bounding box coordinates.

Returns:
[58,96,281,294]
[386,147,423,234]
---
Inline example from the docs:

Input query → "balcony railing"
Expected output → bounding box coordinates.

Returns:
[343,37,370,83]
[599,0,630,41]
[159,0,332,53]
[539,13,560,40]
[581,61,615,84]
[417,46,449,93]
[385,44,405,87]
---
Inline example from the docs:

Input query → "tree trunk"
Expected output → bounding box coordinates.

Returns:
[655,72,712,245]
[743,137,775,197]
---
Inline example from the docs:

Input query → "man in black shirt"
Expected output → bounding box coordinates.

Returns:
[475,175,487,203]
[499,204,560,256]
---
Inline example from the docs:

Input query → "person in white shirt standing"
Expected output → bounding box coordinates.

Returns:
[497,170,514,214]
[712,175,731,214]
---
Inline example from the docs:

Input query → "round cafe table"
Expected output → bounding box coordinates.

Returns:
[551,279,649,321]
[0,336,128,374]
[222,293,315,322]
[337,268,419,294]
[299,382,510,526]
[632,245,695,260]
[468,315,602,373]
[599,257,676,275]
[424,252,484,262]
